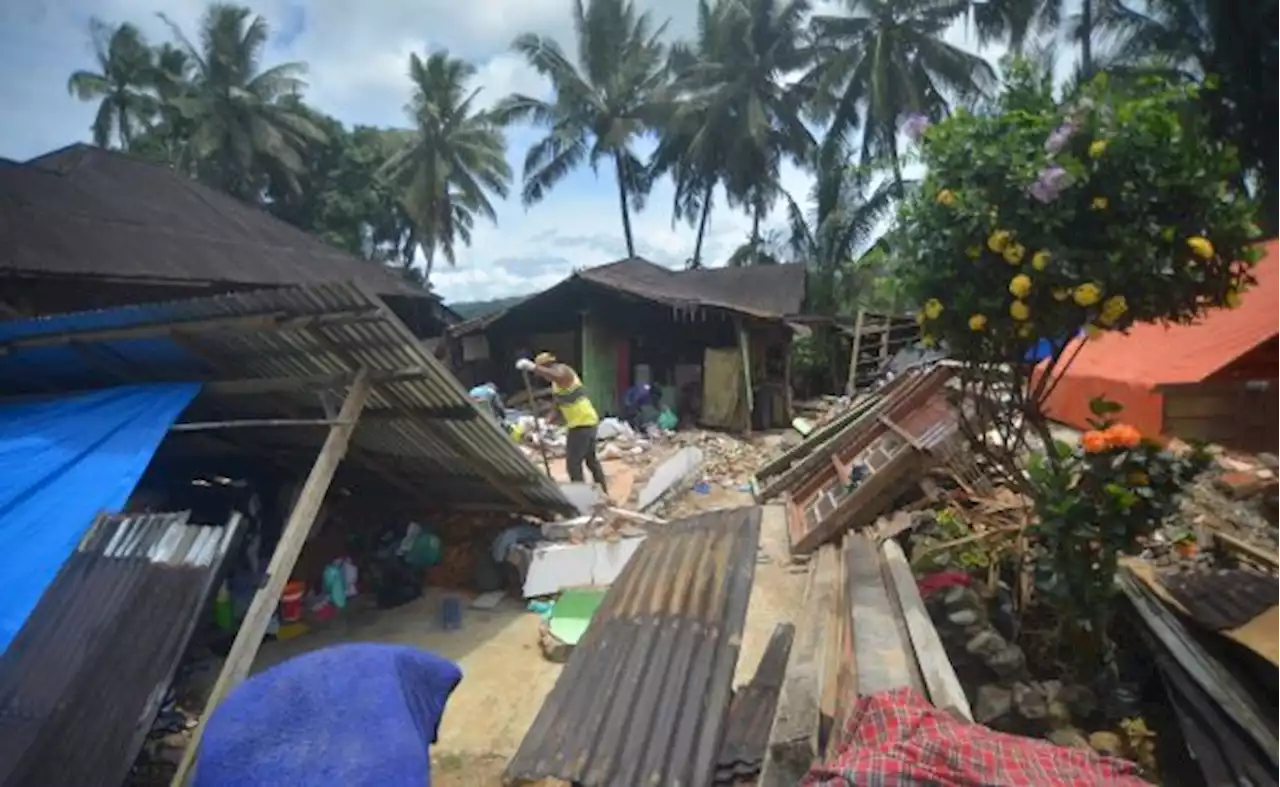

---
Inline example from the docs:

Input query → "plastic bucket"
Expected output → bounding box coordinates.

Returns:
[280,580,306,623]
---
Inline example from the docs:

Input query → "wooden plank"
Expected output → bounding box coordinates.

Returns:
[761,545,841,786]
[170,417,355,432]
[844,309,866,397]
[203,367,431,395]
[818,544,846,754]
[845,534,920,695]
[881,539,973,721]
[170,370,372,787]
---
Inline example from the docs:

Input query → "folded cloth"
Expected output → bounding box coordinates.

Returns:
[195,643,462,787]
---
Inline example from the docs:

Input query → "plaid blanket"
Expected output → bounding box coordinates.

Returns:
[804,688,1147,787]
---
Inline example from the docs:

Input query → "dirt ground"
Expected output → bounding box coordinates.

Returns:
[252,486,806,786]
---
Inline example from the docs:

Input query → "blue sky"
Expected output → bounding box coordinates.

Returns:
[0,0,1010,303]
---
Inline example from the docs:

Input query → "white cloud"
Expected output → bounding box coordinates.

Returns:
[0,0,1009,306]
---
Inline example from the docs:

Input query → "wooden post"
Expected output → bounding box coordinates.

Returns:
[737,318,754,435]
[844,310,866,397]
[170,370,371,786]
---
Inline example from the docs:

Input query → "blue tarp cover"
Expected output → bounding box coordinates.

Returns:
[196,644,463,787]
[0,383,199,652]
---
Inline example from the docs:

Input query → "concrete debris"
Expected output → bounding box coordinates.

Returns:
[973,684,1013,724]
[1011,681,1049,720]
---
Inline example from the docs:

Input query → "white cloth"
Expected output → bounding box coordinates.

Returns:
[515,358,536,371]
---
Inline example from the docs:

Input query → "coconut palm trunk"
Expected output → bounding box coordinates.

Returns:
[614,153,637,256]
[691,182,714,267]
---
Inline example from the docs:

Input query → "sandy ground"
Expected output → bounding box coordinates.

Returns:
[251,487,806,786]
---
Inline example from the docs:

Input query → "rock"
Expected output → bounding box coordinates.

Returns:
[1215,471,1269,499]
[1088,731,1125,757]
[1216,455,1260,474]
[1059,684,1098,719]
[947,608,981,627]
[987,643,1027,680]
[1038,679,1063,703]
[1047,727,1092,750]
[964,629,1008,660]
[1012,682,1049,720]
[941,585,970,608]
[973,684,1013,724]
[1046,700,1074,730]
[1258,453,1280,471]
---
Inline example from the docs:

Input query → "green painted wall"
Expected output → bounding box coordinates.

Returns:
[581,314,619,416]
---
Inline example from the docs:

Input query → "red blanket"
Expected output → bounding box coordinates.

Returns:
[804,688,1147,787]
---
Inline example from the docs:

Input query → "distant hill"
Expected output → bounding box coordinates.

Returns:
[448,295,525,319]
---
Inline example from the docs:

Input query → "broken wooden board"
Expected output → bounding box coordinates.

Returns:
[760,545,841,787]
[881,539,973,721]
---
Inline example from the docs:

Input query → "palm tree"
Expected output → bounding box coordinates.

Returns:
[379,52,513,277]
[1098,0,1278,229]
[806,0,996,193]
[159,3,325,201]
[66,20,158,148]
[657,0,815,262]
[494,0,668,257]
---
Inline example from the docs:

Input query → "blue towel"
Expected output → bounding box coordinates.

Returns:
[195,644,463,787]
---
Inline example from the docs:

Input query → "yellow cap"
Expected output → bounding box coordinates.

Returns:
[534,351,556,366]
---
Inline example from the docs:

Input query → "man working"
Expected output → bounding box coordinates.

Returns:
[516,352,607,493]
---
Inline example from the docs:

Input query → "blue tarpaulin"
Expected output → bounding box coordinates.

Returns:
[196,644,463,787]
[0,383,199,653]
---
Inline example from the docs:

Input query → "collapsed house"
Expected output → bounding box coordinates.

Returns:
[0,143,455,337]
[446,258,809,432]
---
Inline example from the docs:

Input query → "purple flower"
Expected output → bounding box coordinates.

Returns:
[1044,122,1077,154]
[902,113,930,142]
[1028,165,1071,203]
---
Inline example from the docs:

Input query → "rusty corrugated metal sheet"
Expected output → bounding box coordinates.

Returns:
[714,623,795,785]
[0,511,242,787]
[1160,568,1276,631]
[505,507,763,787]
[0,282,575,516]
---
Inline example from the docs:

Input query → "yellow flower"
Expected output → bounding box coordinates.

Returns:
[936,189,957,206]
[1009,300,1030,321]
[966,245,982,260]
[1186,236,1215,260]
[1008,274,1032,298]
[1091,196,1109,211]
[1002,242,1026,265]
[1159,226,1176,242]
[1101,295,1128,320]
[924,299,944,319]
[921,334,937,348]
[1031,250,1052,271]
[1088,139,1108,158]
[1225,290,1242,309]
[915,311,927,325]
[1073,282,1102,307]
[1085,324,1104,339]
[987,230,1012,253]
[1127,471,1151,487]
[968,314,988,332]
[1052,288,1071,302]
[1017,323,1034,339]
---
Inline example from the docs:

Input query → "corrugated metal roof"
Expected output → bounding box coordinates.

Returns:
[715,622,795,785]
[505,506,763,787]
[1,144,425,297]
[451,258,809,336]
[0,282,574,517]
[0,511,242,787]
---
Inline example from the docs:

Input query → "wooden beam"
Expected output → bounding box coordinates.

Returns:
[171,370,371,787]
[845,534,921,695]
[844,309,866,397]
[202,367,431,395]
[881,539,973,721]
[761,545,840,786]
[0,307,380,355]
[170,417,356,432]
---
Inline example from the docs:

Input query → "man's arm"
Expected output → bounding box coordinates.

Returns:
[531,362,573,387]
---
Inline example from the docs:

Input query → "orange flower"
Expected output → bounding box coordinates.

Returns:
[1081,430,1111,453]
[1104,423,1142,449]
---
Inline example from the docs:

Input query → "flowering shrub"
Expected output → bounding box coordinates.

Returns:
[1026,397,1208,668]
[896,63,1263,362]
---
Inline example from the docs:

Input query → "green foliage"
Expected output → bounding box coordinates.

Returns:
[898,63,1263,362]
[1025,411,1210,668]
